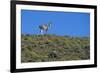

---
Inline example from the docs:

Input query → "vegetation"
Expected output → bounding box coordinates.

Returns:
[21,34,90,63]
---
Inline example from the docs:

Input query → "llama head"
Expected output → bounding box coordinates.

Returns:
[48,22,52,28]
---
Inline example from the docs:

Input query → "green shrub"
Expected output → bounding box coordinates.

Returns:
[21,34,90,62]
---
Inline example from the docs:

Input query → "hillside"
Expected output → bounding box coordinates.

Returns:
[21,34,90,63]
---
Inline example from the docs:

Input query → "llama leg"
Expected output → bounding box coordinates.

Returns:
[40,30,43,35]
[45,29,48,34]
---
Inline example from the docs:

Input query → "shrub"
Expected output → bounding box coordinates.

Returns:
[21,34,90,62]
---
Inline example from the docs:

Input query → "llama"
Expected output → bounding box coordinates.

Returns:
[39,22,52,34]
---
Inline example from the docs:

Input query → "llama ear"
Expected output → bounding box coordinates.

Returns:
[49,22,52,24]
[49,22,52,25]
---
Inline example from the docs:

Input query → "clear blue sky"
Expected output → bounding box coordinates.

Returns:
[21,9,90,37]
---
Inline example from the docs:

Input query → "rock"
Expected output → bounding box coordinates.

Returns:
[48,50,59,58]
